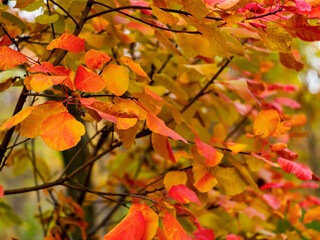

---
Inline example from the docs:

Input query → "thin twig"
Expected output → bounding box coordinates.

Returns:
[49,0,79,27]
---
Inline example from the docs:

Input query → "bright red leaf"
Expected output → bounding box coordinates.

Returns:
[0,185,3,198]
[193,228,215,240]
[169,184,201,205]
[278,157,313,181]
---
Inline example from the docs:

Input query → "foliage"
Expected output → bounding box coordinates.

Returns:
[0,0,320,239]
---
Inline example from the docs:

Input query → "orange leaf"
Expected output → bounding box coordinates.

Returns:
[168,184,201,205]
[40,112,85,151]
[129,204,159,240]
[120,56,149,77]
[146,112,187,143]
[74,65,106,92]
[85,49,111,70]
[152,133,176,162]
[303,206,320,224]
[0,46,28,70]
[102,64,129,96]
[195,138,223,167]
[164,171,187,191]
[46,33,85,53]
[253,110,280,138]
[193,163,217,193]
[20,102,66,138]
[0,185,3,198]
[28,74,67,92]
[0,106,37,132]
[104,209,145,240]
[163,213,192,240]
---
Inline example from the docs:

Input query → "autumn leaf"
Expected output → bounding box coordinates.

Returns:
[303,206,320,224]
[253,110,280,138]
[152,133,176,162]
[85,49,111,70]
[46,33,85,52]
[0,46,28,70]
[102,64,129,96]
[164,171,187,191]
[182,0,209,20]
[146,112,187,143]
[0,185,3,198]
[0,106,37,132]
[28,74,67,92]
[169,184,201,205]
[120,56,149,78]
[195,138,223,167]
[74,65,106,92]
[193,163,217,193]
[40,112,85,151]
[259,27,292,53]
[163,212,192,240]
[150,5,179,26]
[193,228,215,240]
[277,157,313,181]
[20,102,66,138]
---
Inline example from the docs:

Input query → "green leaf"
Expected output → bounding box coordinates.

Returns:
[35,14,59,25]
[1,12,27,30]
[23,0,43,11]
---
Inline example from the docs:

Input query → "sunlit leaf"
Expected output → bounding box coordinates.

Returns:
[303,206,320,224]
[193,228,215,240]
[74,65,106,92]
[120,56,149,77]
[164,171,187,191]
[195,138,223,167]
[253,110,280,138]
[277,157,313,181]
[259,27,292,53]
[46,33,85,52]
[85,49,111,70]
[0,46,28,70]
[152,133,176,162]
[163,212,192,240]
[193,163,217,193]
[28,74,67,92]
[182,0,209,20]
[40,112,85,151]
[102,64,129,96]
[169,184,201,205]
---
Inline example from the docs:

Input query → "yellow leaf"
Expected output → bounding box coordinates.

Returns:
[211,166,249,195]
[0,106,37,133]
[177,34,214,59]
[20,102,66,138]
[154,30,182,56]
[102,64,129,96]
[259,27,292,53]
[40,112,85,151]
[163,171,187,191]
[29,74,67,92]
[303,206,320,224]
[253,110,280,138]
[151,5,179,26]
[184,64,217,77]
[182,0,209,20]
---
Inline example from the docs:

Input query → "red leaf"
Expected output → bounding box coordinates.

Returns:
[226,234,240,240]
[0,46,28,70]
[195,138,223,167]
[169,184,201,205]
[47,33,85,53]
[85,49,111,70]
[0,185,3,198]
[262,194,281,209]
[193,228,215,240]
[278,157,313,180]
[163,212,192,240]
[276,148,298,161]
[274,97,301,109]
[146,112,187,143]
[104,210,145,240]
[74,65,106,92]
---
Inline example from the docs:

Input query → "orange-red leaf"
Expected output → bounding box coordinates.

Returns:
[28,74,67,92]
[20,102,66,138]
[195,138,223,167]
[74,65,106,92]
[120,56,149,77]
[277,157,313,181]
[0,185,3,198]
[193,228,215,240]
[40,112,85,151]
[146,112,187,143]
[0,106,37,132]
[104,209,145,240]
[163,212,192,240]
[46,33,85,52]
[0,46,28,70]
[85,49,111,70]
[169,184,201,205]
[102,64,129,96]
[193,163,217,193]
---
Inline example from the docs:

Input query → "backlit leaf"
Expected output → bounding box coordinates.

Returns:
[120,56,149,77]
[85,49,111,70]
[154,30,182,56]
[277,157,313,181]
[46,33,85,53]
[303,206,320,224]
[146,112,187,143]
[0,46,28,70]
[253,110,280,138]
[193,228,215,240]
[28,74,67,92]
[40,112,85,151]
[169,184,201,205]
[259,27,292,53]
[182,0,209,20]
[163,212,192,240]
[151,5,179,26]
[0,106,37,132]
[152,133,176,162]
[164,171,187,191]
[102,64,129,96]
[193,163,217,193]
[195,138,223,167]
[74,65,106,92]
[20,102,66,138]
